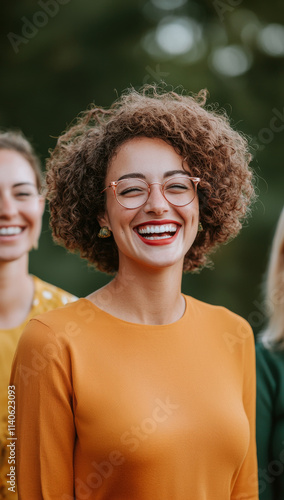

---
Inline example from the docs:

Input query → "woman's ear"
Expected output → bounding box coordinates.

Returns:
[97,213,111,231]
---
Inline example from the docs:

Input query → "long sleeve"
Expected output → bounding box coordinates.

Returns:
[231,322,259,500]
[10,319,76,500]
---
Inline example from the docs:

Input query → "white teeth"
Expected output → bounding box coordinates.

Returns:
[0,227,22,235]
[138,224,178,235]
[145,235,171,240]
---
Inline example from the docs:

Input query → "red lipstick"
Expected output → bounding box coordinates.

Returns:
[134,220,181,246]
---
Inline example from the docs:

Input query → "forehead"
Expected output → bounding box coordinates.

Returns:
[0,149,36,186]
[107,137,186,180]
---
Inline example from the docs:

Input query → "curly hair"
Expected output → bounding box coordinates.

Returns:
[46,85,255,274]
[0,130,42,190]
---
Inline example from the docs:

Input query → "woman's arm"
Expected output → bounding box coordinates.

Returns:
[231,323,259,500]
[10,318,76,499]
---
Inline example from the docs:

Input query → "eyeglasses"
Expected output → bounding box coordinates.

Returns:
[101,175,200,209]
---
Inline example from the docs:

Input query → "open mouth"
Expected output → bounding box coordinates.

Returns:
[0,226,24,236]
[134,222,181,245]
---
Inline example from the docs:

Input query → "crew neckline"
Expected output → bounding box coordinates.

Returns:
[79,294,191,329]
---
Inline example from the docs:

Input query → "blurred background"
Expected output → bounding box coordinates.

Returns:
[1,0,283,335]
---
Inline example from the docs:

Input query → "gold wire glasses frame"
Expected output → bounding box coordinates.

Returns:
[101,176,201,210]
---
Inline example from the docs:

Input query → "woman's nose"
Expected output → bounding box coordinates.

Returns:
[143,183,169,215]
[0,194,18,218]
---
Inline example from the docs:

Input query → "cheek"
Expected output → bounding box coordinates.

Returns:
[25,203,43,230]
[189,201,199,221]
[192,196,199,213]
[181,203,199,221]
[107,203,138,232]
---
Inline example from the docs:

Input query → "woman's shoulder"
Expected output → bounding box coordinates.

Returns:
[29,296,86,328]
[255,342,284,402]
[185,294,252,329]
[15,299,88,356]
[256,340,284,368]
[184,295,254,358]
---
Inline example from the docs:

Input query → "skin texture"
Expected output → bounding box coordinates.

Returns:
[90,137,199,325]
[99,138,199,271]
[0,149,44,263]
[0,149,45,328]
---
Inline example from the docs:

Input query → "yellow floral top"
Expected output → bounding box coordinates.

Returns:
[0,276,77,500]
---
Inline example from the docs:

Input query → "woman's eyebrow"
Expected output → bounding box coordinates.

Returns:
[163,170,190,178]
[13,182,37,188]
[117,170,189,181]
[117,173,146,181]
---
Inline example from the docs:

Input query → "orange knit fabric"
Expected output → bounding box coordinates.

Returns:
[11,296,258,500]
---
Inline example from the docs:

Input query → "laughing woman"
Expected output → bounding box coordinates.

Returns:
[11,86,258,499]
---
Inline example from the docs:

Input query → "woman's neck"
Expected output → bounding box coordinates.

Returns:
[88,261,185,325]
[0,256,34,329]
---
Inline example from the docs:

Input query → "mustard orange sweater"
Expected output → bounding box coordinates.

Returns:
[11,295,258,499]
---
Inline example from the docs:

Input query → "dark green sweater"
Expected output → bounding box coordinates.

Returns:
[256,342,284,500]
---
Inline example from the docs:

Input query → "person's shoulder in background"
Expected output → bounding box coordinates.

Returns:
[31,275,78,314]
[256,341,284,373]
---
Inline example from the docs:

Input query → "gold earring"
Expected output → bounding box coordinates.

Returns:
[198,222,203,232]
[98,226,112,238]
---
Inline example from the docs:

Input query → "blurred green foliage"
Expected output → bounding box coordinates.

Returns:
[1,0,283,334]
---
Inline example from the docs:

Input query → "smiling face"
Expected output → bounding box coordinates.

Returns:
[99,137,199,272]
[0,149,45,263]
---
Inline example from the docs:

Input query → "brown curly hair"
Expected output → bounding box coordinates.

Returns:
[46,85,255,274]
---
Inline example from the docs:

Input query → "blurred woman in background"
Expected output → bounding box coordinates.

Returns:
[256,207,284,500]
[0,130,77,500]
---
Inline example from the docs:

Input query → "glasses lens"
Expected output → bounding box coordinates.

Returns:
[163,176,196,206]
[116,179,148,208]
